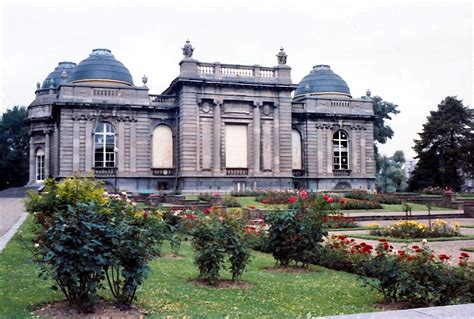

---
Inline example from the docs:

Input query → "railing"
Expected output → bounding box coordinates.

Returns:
[93,167,117,177]
[93,89,119,97]
[149,95,176,105]
[197,62,276,79]
[333,169,351,177]
[330,101,350,107]
[151,168,175,176]
[226,168,249,176]
[292,169,305,177]
[292,103,305,111]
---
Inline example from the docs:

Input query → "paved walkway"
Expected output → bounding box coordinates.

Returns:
[319,303,474,318]
[0,198,28,251]
[344,209,463,217]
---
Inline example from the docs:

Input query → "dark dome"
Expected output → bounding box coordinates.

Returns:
[41,62,77,89]
[69,49,134,85]
[295,65,351,97]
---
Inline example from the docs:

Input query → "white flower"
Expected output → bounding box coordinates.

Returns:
[34,243,40,248]
[422,239,428,244]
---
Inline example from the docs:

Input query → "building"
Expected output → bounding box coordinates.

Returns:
[27,41,375,193]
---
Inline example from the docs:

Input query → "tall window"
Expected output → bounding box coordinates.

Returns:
[94,122,115,167]
[152,125,173,168]
[292,130,302,170]
[36,149,45,182]
[333,130,349,170]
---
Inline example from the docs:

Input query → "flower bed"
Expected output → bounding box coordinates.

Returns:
[368,219,461,239]
[324,213,359,228]
[315,235,474,307]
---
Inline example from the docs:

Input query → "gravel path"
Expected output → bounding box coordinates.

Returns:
[0,198,27,237]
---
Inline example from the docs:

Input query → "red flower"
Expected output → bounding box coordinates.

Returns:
[261,199,269,204]
[412,245,420,250]
[203,207,211,215]
[326,197,334,203]
[288,196,296,203]
[338,198,345,204]
[398,250,405,256]
[460,252,469,258]
[337,235,347,241]
[143,211,149,219]
[211,193,220,197]
[299,190,308,199]
[438,254,450,261]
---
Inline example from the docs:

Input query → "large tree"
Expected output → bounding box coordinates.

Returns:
[372,95,400,145]
[408,96,473,191]
[376,150,407,193]
[0,106,29,190]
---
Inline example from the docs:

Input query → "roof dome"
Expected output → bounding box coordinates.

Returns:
[295,65,351,97]
[41,62,77,89]
[69,49,134,86]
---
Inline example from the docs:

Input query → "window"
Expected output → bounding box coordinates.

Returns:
[333,130,349,170]
[152,125,173,168]
[292,130,302,170]
[36,149,45,182]
[225,124,248,168]
[94,122,115,167]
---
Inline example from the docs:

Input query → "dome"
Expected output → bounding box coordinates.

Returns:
[41,62,77,89]
[69,49,134,86]
[295,65,351,97]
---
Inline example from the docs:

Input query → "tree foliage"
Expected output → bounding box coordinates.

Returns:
[376,150,407,193]
[408,96,473,191]
[0,106,29,190]
[372,96,400,145]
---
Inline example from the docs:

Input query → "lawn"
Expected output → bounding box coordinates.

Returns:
[0,216,380,318]
[347,233,474,243]
[461,247,474,253]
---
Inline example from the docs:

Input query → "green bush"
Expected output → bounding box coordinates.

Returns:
[182,208,252,285]
[340,198,383,210]
[344,189,375,201]
[220,196,241,207]
[265,191,337,267]
[25,177,165,312]
[375,194,402,204]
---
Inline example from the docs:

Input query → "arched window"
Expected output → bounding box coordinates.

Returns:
[94,122,115,167]
[152,125,173,168]
[292,130,302,170]
[36,148,45,182]
[333,130,349,170]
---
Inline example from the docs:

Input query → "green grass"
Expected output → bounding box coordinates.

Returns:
[461,247,474,253]
[0,216,380,318]
[461,225,474,229]
[329,227,373,231]
[347,233,474,243]
[344,203,453,213]
[235,196,287,210]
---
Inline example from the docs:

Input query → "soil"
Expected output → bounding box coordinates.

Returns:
[33,300,146,319]
[189,279,254,289]
[264,266,317,273]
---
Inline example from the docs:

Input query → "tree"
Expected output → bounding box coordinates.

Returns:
[0,106,29,190]
[372,95,400,145]
[408,97,473,191]
[376,150,407,193]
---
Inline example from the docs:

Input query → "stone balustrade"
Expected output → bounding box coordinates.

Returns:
[149,95,176,106]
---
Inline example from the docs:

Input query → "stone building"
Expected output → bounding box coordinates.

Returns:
[27,42,375,193]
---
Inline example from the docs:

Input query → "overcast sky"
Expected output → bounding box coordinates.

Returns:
[1,0,472,159]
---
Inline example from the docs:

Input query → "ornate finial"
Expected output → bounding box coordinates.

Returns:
[49,78,55,88]
[60,70,68,82]
[36,81,40,89]
[182,39,194,58]
[277,47,287,65]
[142,75,148,86]
[366,89,371,97]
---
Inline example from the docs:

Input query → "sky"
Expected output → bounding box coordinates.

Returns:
[0,0,472,160]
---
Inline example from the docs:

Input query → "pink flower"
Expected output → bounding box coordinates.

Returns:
[143,211,149,219]
[299,190,308,199]
[326,197,334,203]
[261,199,269,204]
[218,216,224,222]
[288,196,296,203]
[211,193,220,197]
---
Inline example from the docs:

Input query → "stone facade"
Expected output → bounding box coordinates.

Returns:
[27,44,375,193]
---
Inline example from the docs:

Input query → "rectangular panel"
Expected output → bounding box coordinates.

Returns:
[225,124,247,168]
[201,122,212,169]
[262,122,273,170]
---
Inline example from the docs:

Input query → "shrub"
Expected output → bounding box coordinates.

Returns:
[344,189,375,201]
[375,194,402,205]
[220,196,241,207]
[182,208,252,285]
[340,198,383,210]
[265,191,337,267]
[25,177,165,312]
[324,213,358,228]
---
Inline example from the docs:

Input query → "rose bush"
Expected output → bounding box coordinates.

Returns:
[25,177,165,312]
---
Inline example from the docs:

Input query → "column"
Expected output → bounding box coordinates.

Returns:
[44,131,50,178]
[130,121,137,172]
[213,100,222,172]
[85,121,93,172]
[29,136,35,184]
[253,102,261,173]
[72,121,80,171]
[272,104,280,173]
[361,130,367,175]
[118,121,125,172]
